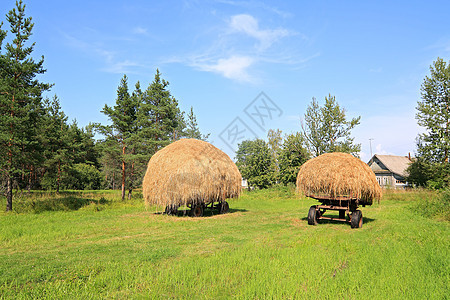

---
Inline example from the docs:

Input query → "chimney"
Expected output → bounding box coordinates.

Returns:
[408,152,411,160]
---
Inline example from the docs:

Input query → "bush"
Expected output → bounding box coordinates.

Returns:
[411,188,450,221]
[65,163,103,190]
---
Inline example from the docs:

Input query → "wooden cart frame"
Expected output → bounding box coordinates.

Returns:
[165,200,229,217]
[307,194,367,228]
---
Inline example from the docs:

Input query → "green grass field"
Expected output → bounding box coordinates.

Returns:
[0,187,448,299]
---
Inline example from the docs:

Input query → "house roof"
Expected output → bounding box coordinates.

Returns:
[368,154,412,177]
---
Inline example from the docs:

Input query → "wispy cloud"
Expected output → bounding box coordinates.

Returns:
[168,12,312,83]
[61,31,144,74]
[229,14,290,50]
[192,55,256,83]
[102,60,141,74]
[426,37,450,52]
[214,0,292,18]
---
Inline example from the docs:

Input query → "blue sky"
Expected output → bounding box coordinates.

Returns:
[1,0,449,161]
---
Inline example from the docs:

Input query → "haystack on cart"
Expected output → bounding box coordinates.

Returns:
[306,194,368,228]
[297,152,382,229]
[143,138,241,217]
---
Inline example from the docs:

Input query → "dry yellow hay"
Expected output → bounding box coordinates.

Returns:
[296,152,382,205]
[142,138,241,207]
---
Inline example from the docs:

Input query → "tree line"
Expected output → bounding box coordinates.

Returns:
[0,1,207,211]
[236,94,361,189]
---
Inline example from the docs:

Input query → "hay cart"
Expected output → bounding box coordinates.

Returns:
[165,200,230,217]
[307,194,368,228]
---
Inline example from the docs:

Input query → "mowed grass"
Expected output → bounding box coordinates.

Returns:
[0,187,448,299]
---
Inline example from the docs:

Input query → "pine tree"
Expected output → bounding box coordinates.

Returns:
[136,69,180,155]
[97,75,137,200]
[184,106,209,140]
[0,1,52,211]
[41,96,70,192]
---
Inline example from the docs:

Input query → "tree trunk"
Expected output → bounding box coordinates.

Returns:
[121,145,126,201]
[28,167,32,194]
[112,171,115,190]
[6,175,12,212]
[128,160,135,201]
[57,161,61,193]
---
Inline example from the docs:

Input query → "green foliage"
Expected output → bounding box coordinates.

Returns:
[267,128,283,175]
[416,57,450,163]
[407,158,450,189]
[97,75,138,200]
[96,71,204,197]
[409,188,450,221]
[184,106,210,140]
[410,57,450,190]
[278,132,310,185]
[66,163,103,190]
[0,0,52,210]
[41,163,103,191]
[406,157,432,187]
[302,94,361,157]
[236,139,274,189]
[136,69,181,152]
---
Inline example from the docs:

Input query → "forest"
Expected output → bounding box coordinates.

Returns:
[1,1,449,213]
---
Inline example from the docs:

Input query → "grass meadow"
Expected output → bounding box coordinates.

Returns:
[0,187,448,299]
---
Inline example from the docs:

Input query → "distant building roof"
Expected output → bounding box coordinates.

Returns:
[368,154,412,177]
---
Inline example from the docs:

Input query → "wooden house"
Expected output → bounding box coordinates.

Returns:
[367,154,412,188]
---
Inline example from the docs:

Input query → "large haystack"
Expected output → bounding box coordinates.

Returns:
[143,138,241,207]
[296,152,382,205]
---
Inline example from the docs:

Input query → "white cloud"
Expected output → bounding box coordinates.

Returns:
[192,55,256,83]
[174,13,303,83]
[229,14,290,50]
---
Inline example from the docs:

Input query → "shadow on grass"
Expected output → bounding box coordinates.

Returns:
[14,196,110,214]
[300,216,376,226]
[154,208,248,218]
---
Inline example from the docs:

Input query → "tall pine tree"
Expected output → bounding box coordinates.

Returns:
[0,1,52,211]
[41,96,70,192]
[97,75,137,200]
[136,69,180,154]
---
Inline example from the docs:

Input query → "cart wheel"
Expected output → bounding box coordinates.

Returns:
[219,201,229,214]
[350,210,363,228]
[307,206,318,225]
[170,206,178,216]
[165,205,174,215]
[191,204,204,217]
